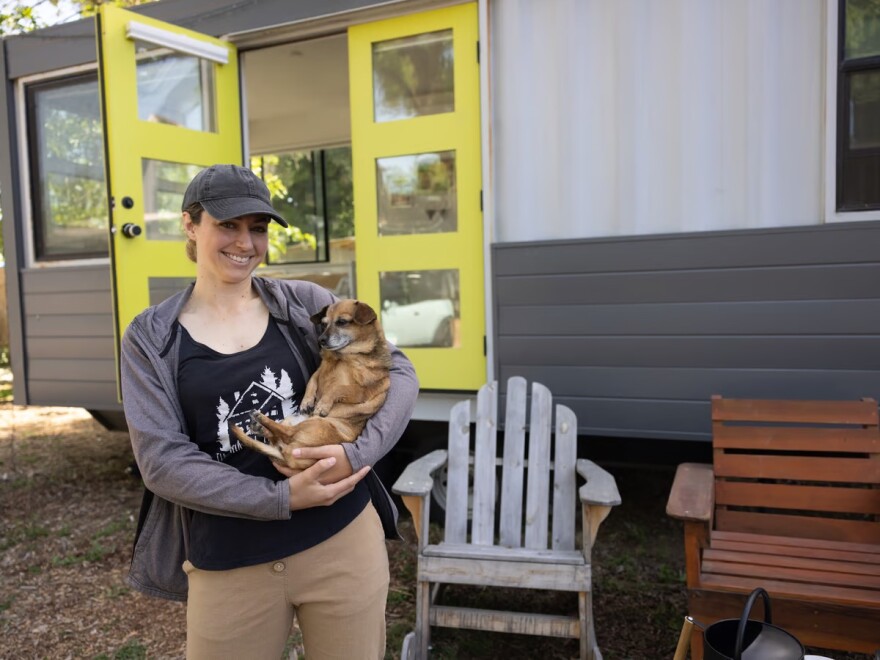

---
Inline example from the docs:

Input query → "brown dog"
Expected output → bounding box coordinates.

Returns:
[231,299,391,469]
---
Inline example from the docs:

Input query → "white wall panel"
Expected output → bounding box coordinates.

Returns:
[491,0,824,241]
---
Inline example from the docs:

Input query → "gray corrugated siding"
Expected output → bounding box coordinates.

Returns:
[20,265,119,409]
[492,222,880,442]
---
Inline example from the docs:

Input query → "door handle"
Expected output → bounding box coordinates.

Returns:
[121,223,142,238]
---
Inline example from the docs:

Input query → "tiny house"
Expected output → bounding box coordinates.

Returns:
[2,0,879,442]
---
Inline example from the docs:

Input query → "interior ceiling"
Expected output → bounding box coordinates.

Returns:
[243,33,351,154]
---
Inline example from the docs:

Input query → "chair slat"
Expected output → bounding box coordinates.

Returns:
[444,400,471,544]
[713,426,880,453]
[525,382,552,550]
[702,548,880,577]
[552,404,577,551]
[715,509,880,545]
[698,573,880,608]
[711,530,880,556]
[712,396,879,425]
[710,537,880,563]
[701,559,880,590]
[715,480,880,515]
[714,453,879,484]
[472,381,498,545]
[500,376,527,548]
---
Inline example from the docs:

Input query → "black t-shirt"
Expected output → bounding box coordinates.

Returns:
[177,319,369,570]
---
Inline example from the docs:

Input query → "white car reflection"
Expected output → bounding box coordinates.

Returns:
[381,299,455,347]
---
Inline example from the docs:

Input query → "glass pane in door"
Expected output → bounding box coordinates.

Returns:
[142,159,202,240]
[376,151,457,235]
[372,29,454,121]
[135,43,216,130]
[380,269,460,348]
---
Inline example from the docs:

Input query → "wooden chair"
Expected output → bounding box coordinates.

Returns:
[392,377,621,660]
[667,395,880,658]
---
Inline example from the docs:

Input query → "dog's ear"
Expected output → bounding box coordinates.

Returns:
[310,305,330,325]
[352,301,377,325]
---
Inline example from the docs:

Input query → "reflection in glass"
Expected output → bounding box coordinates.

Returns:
[142,160,202,240]
[135,43,216,131]
[27,73,109,259]
[373,30,454,122]
[377,151,456,235]
[849,70,880,149]
[380,270,460,348]
[846,0,880,59]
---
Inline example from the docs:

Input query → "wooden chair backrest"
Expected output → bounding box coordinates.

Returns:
[445,377,579,550]
[711,395,880,544]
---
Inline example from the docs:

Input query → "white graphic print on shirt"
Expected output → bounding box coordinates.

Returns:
[213,366,299,460]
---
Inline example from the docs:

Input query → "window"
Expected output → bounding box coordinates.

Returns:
[26,73,109,260]
[252,147,355,297]
[838,0,880,210]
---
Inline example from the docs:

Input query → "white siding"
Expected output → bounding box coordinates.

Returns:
[491,0,824,242]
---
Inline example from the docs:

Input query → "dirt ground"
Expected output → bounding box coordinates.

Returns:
[0,403,872,659]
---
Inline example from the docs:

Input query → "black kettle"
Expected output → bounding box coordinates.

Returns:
[703,588,805,660]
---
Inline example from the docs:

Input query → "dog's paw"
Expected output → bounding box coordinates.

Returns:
[313,403,332,417]
[300,400,315,415]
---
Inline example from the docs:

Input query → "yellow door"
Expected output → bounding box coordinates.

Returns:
[349,3,485,391]
[96,5,242,391]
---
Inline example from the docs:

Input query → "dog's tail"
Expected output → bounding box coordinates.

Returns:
[230,424,285,462]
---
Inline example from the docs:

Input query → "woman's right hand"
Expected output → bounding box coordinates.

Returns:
[287,456,370,511]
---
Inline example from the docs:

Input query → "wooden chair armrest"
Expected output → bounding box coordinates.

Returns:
[392,449,448,548]
[666,462,714,522]
[392,449,448,496]
[576,459,622,507]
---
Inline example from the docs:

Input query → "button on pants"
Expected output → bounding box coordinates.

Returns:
[184,503,389,659]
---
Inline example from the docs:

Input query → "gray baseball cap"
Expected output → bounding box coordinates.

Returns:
[181,164,288,227]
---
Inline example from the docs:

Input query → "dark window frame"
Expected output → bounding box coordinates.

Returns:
[25,71,109,262]
[254,150,336,267]
[836,0,880,211]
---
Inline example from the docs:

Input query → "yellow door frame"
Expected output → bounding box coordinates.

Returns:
[349,3,485,391]
[97,4,242,396]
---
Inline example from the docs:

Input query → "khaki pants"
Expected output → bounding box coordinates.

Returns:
[184,503,389,660]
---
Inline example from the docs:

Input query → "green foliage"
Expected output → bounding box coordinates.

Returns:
[0,1,152,37]
[846,0,880,59]
[250,147,354,265]
[0,3,42,35]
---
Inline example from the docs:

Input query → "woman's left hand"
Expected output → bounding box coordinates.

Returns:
[272,444,354,484]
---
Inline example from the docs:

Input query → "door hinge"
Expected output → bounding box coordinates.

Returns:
[477,40,480,63]
[483,335,487,356]
[480,189,483,211]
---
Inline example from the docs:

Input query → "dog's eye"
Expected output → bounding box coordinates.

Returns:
[335,318,349,326]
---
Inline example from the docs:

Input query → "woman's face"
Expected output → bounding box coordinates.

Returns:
[183,211,270,285]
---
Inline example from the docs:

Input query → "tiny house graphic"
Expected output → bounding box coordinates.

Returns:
[2,0,879,445]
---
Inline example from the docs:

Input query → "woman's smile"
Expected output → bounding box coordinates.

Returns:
[222,251,254,265]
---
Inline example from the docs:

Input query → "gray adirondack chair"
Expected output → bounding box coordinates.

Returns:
[392,377,621,659]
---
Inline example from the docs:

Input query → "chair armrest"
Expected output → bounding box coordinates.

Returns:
[666,462,713,522]
[576,459,622,507]
[392,449,448,497]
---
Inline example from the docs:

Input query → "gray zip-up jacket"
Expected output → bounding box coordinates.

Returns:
[120,277,419,601]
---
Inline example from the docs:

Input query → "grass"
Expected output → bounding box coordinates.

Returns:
[92,638,148,660]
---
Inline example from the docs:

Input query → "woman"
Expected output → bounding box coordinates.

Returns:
[121,164,418,659]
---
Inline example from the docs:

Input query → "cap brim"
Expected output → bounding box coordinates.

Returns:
[201,197,289,227]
